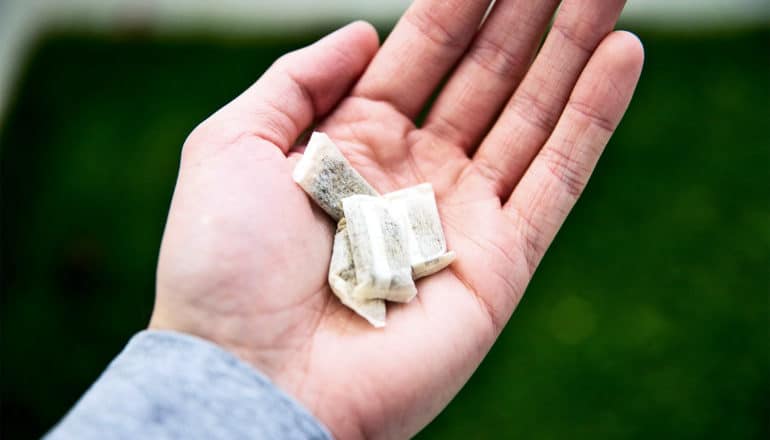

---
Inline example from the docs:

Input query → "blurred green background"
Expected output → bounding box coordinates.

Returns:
[1,19,768,440]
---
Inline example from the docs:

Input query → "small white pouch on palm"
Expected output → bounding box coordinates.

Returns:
[384,183,455,279]
[292,131,378,220]
[328,218,386,327]
[342,195,418,303]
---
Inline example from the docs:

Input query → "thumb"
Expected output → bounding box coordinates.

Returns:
[218,21,380,153]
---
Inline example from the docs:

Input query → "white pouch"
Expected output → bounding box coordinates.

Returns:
[292,131,378,220]
[384,183,455,279]
[328,219,386,328]
[342,195,418,303]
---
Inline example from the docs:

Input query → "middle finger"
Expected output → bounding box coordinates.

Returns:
[423,0,561,153]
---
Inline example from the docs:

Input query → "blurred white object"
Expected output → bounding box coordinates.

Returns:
[2,0,769,126]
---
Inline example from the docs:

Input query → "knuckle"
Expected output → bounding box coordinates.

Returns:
[404,7,466,50]
[541,144,588,198]
[468,37,528,78]
[509,87,562,133]
[552,21,596,55]
[567,100,617,133]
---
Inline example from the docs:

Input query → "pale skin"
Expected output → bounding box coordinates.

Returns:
[150,0,644,438]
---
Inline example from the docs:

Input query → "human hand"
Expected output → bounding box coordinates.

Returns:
[150,1,644,438]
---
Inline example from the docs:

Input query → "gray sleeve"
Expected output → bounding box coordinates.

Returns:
[45,330,332,440]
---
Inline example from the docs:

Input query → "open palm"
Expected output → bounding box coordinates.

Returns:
[151,1,643,438]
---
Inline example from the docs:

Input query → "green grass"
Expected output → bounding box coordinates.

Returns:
[1,26,768,439]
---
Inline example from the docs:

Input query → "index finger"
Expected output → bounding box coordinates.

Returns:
[352,0,492,118]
